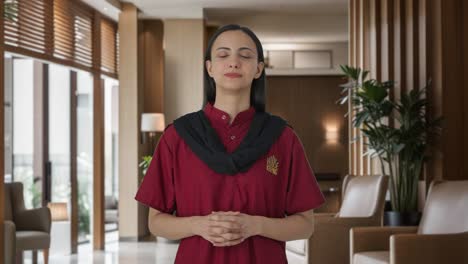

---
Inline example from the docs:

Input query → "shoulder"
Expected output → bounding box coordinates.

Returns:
[266,113,298,145]
[159,110,201,147]
[278,125,299,144]
[161,123,177,142]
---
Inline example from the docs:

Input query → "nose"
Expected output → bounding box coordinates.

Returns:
[228,57,240,68]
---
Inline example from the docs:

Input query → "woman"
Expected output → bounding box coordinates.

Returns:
[135,24,325,263]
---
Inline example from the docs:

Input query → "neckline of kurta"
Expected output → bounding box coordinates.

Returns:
[203,102,256,128]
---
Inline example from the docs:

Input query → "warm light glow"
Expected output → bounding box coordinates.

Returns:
[48,202,69,222]
[325,123,340,144]
[141,113,165,132]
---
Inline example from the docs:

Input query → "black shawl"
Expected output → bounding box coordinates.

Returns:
[173,110,288,175]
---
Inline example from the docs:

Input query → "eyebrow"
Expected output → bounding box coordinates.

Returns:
[215,47,255,53]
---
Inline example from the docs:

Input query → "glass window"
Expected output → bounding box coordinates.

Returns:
[104,77,119,199]
[49,64,71,204]
[77,70,93,243]
[12,58,38,208]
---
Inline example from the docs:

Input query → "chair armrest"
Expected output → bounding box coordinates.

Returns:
[313,216,379,242]
[315,215,377,228]
[391,232,468,264]
[4,221,16,264]
[351,226,418,254]
[308,215,380,264]
[15,207,52,233]
[314,213,338,218]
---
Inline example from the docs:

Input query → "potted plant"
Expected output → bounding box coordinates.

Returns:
[338,65,442,226]
[139,155,153,178]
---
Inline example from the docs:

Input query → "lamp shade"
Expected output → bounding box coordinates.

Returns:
[47,202,69,221]
[141,113,165,132]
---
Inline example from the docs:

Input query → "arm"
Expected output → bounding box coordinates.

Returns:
[148,208,243,243]
[257,209,315,241]
[148,208,197,240]
[15,207,51,233]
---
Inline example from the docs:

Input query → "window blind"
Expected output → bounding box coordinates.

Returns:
[4,0,118,76]
[100,17,117,75]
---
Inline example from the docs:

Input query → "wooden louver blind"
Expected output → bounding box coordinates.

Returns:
[101,18,117,75]
[4,0,52,54]
[72,4,93,69]
[4,0,118,76]
[53,0,93,69]
[53,0,74,61]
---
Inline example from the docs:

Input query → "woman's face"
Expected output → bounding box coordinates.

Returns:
[206,30,264,93]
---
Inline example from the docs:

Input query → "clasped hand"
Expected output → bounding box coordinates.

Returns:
[193,211,261,247]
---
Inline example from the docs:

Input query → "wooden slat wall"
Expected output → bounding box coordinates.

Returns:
[349,0,468,181]
[438,0,468,181]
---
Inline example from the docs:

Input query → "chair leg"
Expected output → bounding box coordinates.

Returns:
[43,248,49,264]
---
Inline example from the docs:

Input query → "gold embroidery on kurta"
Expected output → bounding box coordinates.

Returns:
[266,155,279,175]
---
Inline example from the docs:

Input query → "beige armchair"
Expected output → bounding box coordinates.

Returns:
[4,182,51,264]
[351,180,468,264]
[307,175,389,264]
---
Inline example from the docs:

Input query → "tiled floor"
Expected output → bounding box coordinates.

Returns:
[24,231,304,264]
[49,239,180,264]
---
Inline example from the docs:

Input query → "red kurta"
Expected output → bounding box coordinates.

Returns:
[135,102,325,264]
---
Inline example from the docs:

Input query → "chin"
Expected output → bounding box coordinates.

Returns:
[218,81,249,92]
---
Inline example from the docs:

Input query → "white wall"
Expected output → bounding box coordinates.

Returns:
[206,14,348,75]
[207,14,348,43]
[264,42,348,75]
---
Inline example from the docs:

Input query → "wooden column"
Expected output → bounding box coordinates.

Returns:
[139,20,164,114]
[118,3,141,240]
[92,11,105,250]
[0,0,5,261]
[70,71,78,253]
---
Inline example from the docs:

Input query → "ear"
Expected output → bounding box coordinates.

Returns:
[206,60,213,77]
[254,61,265,79]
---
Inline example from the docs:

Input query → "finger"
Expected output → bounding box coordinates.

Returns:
[209,214,240,222]
[218,232,244,241]
[211,211,240,215]
[208,235,228,243]
[220,211,240,215]
[209,220,242,230]
[209,227,231,235]
[212,237,245,247]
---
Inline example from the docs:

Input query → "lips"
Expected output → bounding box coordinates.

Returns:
[224,73,242,78]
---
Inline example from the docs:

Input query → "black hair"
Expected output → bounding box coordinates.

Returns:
[203,24,266,112]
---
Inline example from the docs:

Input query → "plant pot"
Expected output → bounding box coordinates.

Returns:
[384,211,421,226]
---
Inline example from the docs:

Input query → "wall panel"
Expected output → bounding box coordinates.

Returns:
[349,0,468,181]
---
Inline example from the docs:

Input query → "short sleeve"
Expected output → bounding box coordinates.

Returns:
[135,133,176,214]
[285,131,325,216]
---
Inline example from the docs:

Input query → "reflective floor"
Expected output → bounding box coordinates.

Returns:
[22,231,304,264]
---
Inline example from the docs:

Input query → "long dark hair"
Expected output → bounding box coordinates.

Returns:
[204,24,266,112]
